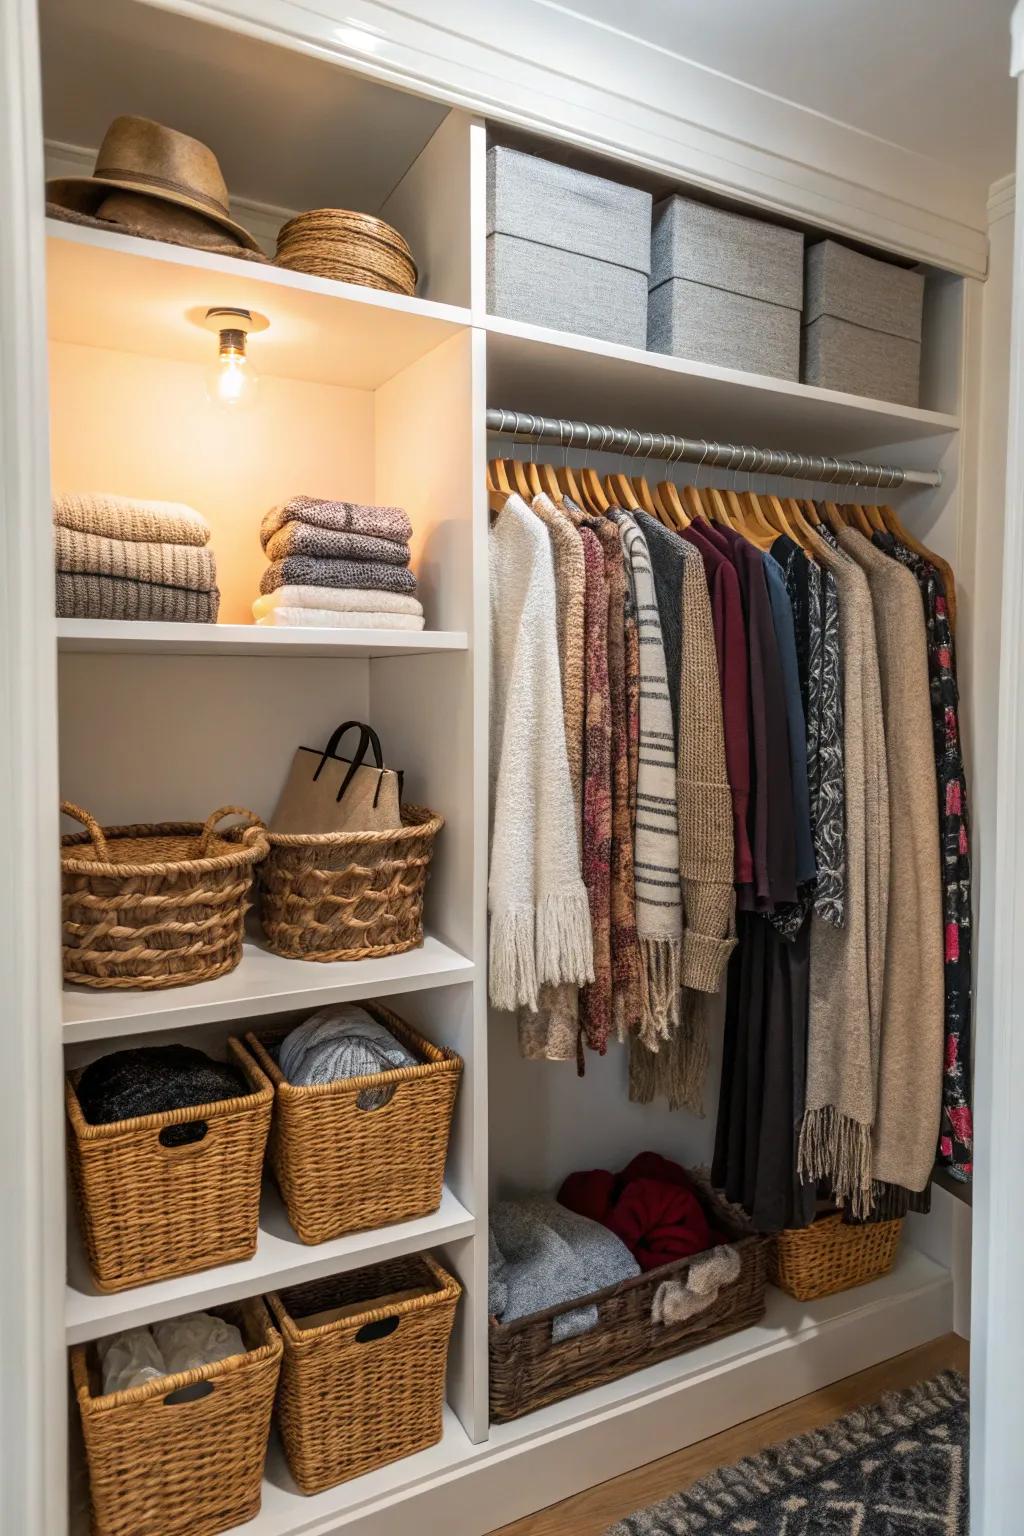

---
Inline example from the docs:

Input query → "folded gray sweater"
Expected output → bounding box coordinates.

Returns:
[54,526,217,592]
[489,1198,640,1341]
[56,572,220,623]
[264,522,410,566]
[260,496,412,550]
[260,556,418,597]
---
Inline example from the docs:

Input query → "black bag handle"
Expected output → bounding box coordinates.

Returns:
[312,720,388,807]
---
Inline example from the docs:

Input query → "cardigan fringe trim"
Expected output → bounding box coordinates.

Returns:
[638,936,681,1048]
[798,1104,874,1219]
[628,991,709,1115]
[489,884,595,1015]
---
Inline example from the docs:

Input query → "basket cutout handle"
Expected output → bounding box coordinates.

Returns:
[163,1380,215,1406]
[158,1120,209,1150]
[355,1083,401,1113]
[61,801,109,860]
[199,806,264,855]
[355,1316,400,1345]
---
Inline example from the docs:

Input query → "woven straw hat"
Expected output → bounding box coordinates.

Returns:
[47,115,261,253]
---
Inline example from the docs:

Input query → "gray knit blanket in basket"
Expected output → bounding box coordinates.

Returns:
[489,1198,639,1342]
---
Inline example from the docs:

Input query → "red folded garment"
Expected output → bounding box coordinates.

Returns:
[558,1153,717,1272]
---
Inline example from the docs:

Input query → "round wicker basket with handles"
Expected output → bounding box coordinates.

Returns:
[60,802,268,990]
[258,805,443,962]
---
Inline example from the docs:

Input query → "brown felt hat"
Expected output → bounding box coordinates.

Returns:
[47,115,262,253]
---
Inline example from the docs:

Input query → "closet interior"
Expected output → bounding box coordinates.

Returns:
[32,1,977,1532]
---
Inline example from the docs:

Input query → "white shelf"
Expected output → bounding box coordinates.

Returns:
[62,934,475,1041]
[485,315,960,456]
[56,619,469,658]
[46,219,470,391]
[66,1183,474,1344]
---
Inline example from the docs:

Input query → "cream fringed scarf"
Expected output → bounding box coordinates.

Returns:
[489,495,594,1012]
[617,514,682,1045]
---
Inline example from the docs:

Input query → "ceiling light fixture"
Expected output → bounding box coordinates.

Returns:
[201,306,269,410]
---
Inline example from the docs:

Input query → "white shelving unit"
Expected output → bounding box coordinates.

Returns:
[19,9,976,1533]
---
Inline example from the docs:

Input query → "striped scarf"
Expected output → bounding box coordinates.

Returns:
[617,513,682,1046]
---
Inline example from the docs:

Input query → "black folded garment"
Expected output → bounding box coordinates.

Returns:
[75,1044,247,1146]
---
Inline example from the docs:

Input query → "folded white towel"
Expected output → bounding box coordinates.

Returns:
[252,584,422,619]
[256,606,425,631]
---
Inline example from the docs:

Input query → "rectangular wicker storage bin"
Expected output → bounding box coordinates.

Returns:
[244,1003,462,1245]
[72,1298,282,1536]
[66,1038,273,1293]
[489,1177,769,1423]
[267,1253,461,1493]
[769,1212,904,1301]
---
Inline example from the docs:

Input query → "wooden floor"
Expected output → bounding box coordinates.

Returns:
[491,1333,969,1536]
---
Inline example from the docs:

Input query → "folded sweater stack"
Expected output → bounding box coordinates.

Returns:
[253,495,424,630]
[54,493,219,623]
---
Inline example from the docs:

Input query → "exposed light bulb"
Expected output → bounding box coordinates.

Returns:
[205,327,258,410]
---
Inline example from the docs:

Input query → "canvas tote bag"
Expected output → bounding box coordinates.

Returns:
[270,721,403,835]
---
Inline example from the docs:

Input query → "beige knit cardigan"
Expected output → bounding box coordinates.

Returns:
[837,527,944,1193]
[518,492,587,1063]
[799,529,890,1217]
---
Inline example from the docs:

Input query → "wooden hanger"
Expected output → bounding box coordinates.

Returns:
[605,471,641,511]
[537,461,563,501]
[734,491,778,551]
[782,497,818,551]
[632,474,659,517]
[879,503,958,633]
[702,484,732,527]
[843,500,876,538]
[654,479,690,531]
[486,458,513,518]
[556,463,584,509]
[863,500,887,533]
[578,465,611,517]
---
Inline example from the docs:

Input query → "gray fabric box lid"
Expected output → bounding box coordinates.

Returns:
[486,144,651,275]
[649,194,803,310]
[804,240,924,341]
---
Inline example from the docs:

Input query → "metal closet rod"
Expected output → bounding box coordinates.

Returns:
[485,408,942,490]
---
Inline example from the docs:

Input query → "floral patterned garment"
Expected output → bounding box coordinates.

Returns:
[873,531,973,1181]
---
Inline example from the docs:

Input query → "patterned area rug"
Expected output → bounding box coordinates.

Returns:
[607,1370,967,1534]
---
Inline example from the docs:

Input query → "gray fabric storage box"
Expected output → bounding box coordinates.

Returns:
[486,145,652,345]
[802,316,921,407]
[647,195,804,379]
[802,240,924,404]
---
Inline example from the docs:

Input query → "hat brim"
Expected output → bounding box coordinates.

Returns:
[46,174,263,253]
[46,201,270,263]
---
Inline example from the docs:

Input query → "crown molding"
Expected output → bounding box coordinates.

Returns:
[141,0,990,277]
[988,173,1016,227]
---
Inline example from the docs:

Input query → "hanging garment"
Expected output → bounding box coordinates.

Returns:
[616,511,683,1045]
[873,531,973,1181]
[837,526,944,1195]
[564,501,646,1039]
[517,492,588,1063]
[763,553,816,888]
[488,494,594,1012]
[628,514,735,1112]
[711,525,798,910]
[577,527,614,1055]
[797,523,889,1218]
[683,523,754,888]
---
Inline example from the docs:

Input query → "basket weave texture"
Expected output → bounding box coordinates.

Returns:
[768,1212,903,1301]
[61,802,268,990]
[72,1298,282,1536]
[244,1002,461,1245]
[257,804,443,962]
[275,208,417,295]
[488,1173,769,1423]
[66,1037,273,1292]
[267,1253,460,1493]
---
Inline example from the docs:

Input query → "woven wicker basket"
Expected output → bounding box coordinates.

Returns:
[244,1002,462,1244]
[61,802,268,990]
[769,1212,904,1301]
[257,804,443,962]
[66,1038,273,1293]
[267,1253,460,1494]
[489,1174,769,1423]
[275,208,417,295]
[72,1298,282,1536]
